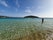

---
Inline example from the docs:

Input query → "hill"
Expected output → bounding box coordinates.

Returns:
[24,15,39,18]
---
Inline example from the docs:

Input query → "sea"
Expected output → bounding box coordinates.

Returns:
[0,18,53,40]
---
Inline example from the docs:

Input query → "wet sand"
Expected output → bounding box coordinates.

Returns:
[7,29,53,40]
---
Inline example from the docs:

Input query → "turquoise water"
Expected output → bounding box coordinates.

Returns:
[0,18,53,40]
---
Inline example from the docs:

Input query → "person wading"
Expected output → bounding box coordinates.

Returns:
[42,18,44,24]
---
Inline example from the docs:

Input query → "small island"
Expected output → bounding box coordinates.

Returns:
[24,15,39,18]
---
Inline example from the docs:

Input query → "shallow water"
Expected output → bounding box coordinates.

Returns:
[0,18,53,40]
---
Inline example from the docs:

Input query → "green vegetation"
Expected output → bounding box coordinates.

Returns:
[24,15,39,18]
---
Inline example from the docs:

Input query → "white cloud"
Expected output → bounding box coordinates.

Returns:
[0,11,4,14]
[16,0,20,8]
[25,9,32,13]
[0,0,8,7]
[0,10,5,13]
[25,7,32,13]
[35,10,53,18]
[13,0,20,12]
[37,6,44,10]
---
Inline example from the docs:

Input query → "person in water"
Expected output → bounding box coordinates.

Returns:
[42,18,44,24]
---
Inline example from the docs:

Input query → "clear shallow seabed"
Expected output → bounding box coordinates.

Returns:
[0,18,53,40]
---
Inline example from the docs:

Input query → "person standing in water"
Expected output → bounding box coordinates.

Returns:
[42,18,44,24]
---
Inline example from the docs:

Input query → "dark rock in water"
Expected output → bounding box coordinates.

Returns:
[24,15,39,18]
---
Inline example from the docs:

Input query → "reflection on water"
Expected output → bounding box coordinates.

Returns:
[0,18,53,40]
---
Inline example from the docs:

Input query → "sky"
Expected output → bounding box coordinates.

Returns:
[0,0,53,17]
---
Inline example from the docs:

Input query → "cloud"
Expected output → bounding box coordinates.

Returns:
[0,11,4,14]
[16,0,20,8]
[25,9,32,13]
[15,0,20,12]
[25,7,32,13]
[0,0,8,7]
[0,10,5,13]
[37,6,44,9]
[13,0,20,12]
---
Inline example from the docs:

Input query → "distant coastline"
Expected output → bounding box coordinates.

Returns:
[0,16,16,18]
[0,16,24,19]
[0,16,9,18]
[0,15,39,18]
